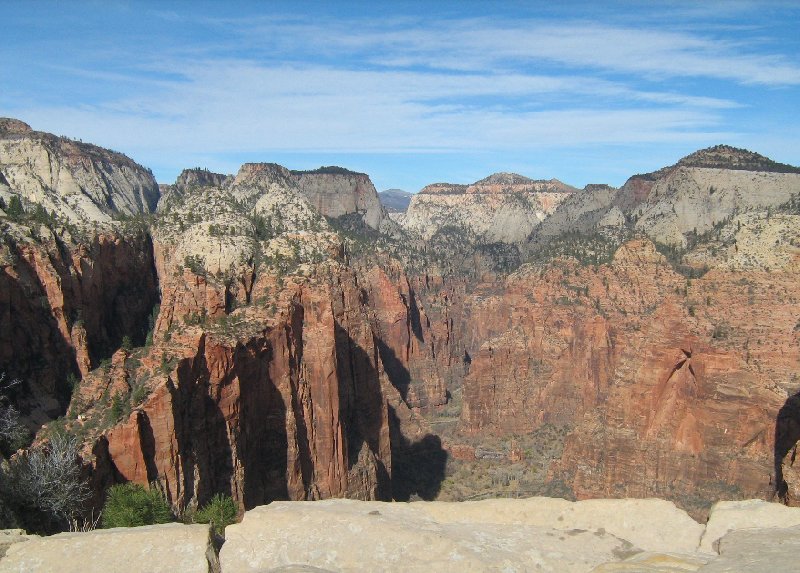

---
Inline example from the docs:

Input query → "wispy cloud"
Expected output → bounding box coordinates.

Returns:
[215,16,800,86]
[12,61,734,153]
[2,2,798,189]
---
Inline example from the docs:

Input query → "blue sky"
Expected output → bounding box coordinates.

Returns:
[2,1,799,191]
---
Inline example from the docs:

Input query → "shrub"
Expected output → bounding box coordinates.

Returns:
[6,434,90,533]
[194,493,237,535]
[101,483,173,528]
[6,196,23,220]
[108,391,130,424]
[0,403,30,456]
[131,383,148,406]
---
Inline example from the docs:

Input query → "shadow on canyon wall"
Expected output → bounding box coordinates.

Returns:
[335,323,392,498]
[338,323,446,501]
[773,389,800,503]
[170,337,235,507]
[389,404,448,502]
[0,249,78,412]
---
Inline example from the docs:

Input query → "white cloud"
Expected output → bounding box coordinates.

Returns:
[9,61,735,155]
[212,15,800,86]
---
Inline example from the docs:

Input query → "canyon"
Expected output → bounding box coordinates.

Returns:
[1,119,800,525]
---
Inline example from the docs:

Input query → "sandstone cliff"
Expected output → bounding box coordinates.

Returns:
[0,118,158,226]
[292,167,400,236]
[401,173,575,244]
[0,120,161,423]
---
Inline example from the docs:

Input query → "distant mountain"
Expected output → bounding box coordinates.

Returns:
[402,173,575,244]
[378,188,413,213]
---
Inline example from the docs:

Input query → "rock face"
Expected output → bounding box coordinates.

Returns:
[699,499,800,552]
[401,173,575,243]
[631,166,800,246]
[0,119,159,226]
[220,498,658,573]
[453,237,797,515]
[0,523,217,573]
[3,497,799,572]
[700,524,800,573]
[78,160,445,511]
[0,228,158,420]
[293,167,395,234]
[527,183,620,246]
[96,273,396,510]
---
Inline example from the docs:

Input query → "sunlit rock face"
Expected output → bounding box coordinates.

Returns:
[401,173,576,244]
[0,118,159,226]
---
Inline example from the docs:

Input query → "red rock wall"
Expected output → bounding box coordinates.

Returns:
[96,269,396,510]
[454,239,797,512]
[0,233,158,416]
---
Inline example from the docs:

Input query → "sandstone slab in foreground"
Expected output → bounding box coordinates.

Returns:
[701,524,800,572]
[418,497,704,554]
[0,523,217,573]
[220,498,699,573]
[699,499,800,553]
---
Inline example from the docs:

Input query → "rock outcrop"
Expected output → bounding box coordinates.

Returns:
[217,497,800,572]
[292,167,398,235]
[450,237,797,516]
[93,271,397,510]
[0,231,158,418]
[0,523,217,573]
[0,118,159,226]
[220,498,673,573]
[2,497,800,572]
[401,173,575,243]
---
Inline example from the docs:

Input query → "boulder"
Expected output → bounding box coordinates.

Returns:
[699,499,800,553]
[0,523,217,573]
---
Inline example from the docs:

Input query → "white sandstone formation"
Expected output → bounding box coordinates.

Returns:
[0,118,159,227]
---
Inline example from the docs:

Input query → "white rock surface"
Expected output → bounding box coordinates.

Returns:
[529,184,618,244]
[699,499,800,553]
[0,523,217,573]
[700,525,800,572]
[0,119,159,226]
[294,171,388,231]
[0,531,28,560]
[402,174,574,243]
[153,162,334,276]
[3,498,800,572]
[220,499,643,573]
[634,167,800,246]
[418,497,704,554]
